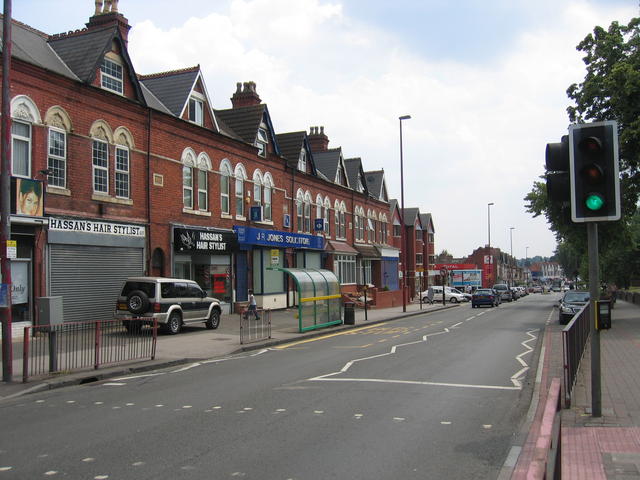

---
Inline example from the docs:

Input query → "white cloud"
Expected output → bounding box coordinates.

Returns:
[126,0,636,258]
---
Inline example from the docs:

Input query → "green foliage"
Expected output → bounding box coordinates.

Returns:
[526,17,640,287]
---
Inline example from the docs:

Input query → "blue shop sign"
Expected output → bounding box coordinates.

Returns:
[234,226,324,250]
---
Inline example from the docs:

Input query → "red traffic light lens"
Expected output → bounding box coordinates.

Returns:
[581,163,604,184]
[579,136,602,153]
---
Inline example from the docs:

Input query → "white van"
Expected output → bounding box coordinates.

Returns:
[421,286,467,303]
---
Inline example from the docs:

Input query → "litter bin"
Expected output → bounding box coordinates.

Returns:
[343,302,355,325]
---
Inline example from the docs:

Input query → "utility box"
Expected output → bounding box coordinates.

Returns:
[596,299,612,330]
[37,296,64,326]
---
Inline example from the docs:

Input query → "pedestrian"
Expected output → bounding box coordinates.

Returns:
[248,289,260,320]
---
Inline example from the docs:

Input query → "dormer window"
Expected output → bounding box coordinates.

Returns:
[336,167,345,186]
[256,127,268,157]
[356,172,364,192]
[188,96,204,126]
[298,148,307,172]
[100,58,123,95]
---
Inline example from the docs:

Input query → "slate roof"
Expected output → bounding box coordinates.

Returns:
[48,27,116,82]
[215,104,266,144]
[314,148,349,187]
[420,213,435,234]
[0,17,78,80]
[365,170,385,201]
[276,131,306,168]
[344,158,366,194]
[402,207,421,227]
[390,199,400,222]
[139,67,200,117]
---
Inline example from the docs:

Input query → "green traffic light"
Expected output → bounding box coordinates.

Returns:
[585,193,605,211]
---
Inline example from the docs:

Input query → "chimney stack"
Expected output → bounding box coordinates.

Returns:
[87,1,130,45]
[307,126,329,152]
[230,81,262,108]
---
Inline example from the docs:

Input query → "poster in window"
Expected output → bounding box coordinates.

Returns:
[11,261,29,305]
[13,178,44,217]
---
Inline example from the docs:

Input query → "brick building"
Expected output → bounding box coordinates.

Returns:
[1,4,412,325]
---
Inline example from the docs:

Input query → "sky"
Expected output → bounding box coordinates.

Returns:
[10,0,639,259]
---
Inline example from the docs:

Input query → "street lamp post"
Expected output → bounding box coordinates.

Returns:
[399,115,411,312]
[509,227,515,287]
[487,202,494,285]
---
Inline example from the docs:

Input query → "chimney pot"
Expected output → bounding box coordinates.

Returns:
[231,81,262,108]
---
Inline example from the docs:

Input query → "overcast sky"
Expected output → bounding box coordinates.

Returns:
[11,0,638,259]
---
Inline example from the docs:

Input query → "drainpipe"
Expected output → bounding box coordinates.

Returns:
[145,109,152,275]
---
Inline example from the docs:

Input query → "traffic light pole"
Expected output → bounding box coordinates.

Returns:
[588,222,601,417]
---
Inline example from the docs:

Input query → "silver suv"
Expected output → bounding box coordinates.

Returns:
[115,277,222,334]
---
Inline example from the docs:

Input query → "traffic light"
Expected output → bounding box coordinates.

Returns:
[569,121,620,222]
[545,135,570,203]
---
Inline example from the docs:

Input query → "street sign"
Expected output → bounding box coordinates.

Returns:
[6,240,16,260]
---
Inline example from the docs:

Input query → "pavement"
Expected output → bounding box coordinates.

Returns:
[2,296,640,479]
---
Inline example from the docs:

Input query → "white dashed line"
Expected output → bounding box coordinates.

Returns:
[0,467,12,472]
[82,457,95,462]
[441,421,452,425]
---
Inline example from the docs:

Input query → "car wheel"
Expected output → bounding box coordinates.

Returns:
[449,297,459,303]
[205,309,220,329]
[165,312,182,335]
[123,320,142,333]
[126,290,150,315]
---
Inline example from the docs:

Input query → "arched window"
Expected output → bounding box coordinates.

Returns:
[340,202,347,239]
[380,214,388,244]
[304,191,312,233]
[197,153,211,211]
[368,210,378,243]
[324,197,331,237]
[355,206,365,242]
[220,159,232,214]
[182,150,196,209]
[11,95,41,179]
[296,189,305,232]
[263,172,274,221]
[235,164,247,217]
[253,169,263,209]
[44,106,73,189]
[316,194,323,232]
[334,200,341,239]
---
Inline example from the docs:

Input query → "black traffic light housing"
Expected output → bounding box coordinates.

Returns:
[569,121,620,222]
[545,135,570,202]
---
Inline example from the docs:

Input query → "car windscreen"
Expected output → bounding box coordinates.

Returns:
[563,292,589,303]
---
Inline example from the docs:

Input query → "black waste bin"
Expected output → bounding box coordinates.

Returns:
[343,302,355,325]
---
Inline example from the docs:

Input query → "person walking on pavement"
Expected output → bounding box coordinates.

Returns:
[248,290,260,320]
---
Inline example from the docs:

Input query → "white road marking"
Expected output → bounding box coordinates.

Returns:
[310,377,520,390]
[132,462,145,466]
[441,421,452,425]
[103,382,126,386]
[0,467,12,472]
[94,476,109,479]
[393,417,405,422]
[66,400,75,404]
[44,471,58,476]
[125,403,135,406]
[314,410,324,415]
[483,424,493,429]
[35,400,45,403]
[354,414,363,419]
[510,329,538,388]
[82,458,95,462]
[94,402,104,405]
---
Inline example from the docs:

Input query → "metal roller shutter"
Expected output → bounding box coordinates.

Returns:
[50,245,144,323]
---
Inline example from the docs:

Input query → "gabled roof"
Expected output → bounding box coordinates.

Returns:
[48,25,145,103]
[344,158,367,194]
[275,131,316,174]
[365,170,389,202]
[419,213,435,234]
[402,207,421,227]
[390,199,401,224]
[216,104,281,155]
[139,66,200,117]
[314,148,350,188]
[0,17,79,80]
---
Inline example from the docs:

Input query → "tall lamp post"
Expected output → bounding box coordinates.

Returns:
[399,115,411,312]
[509,227,515,286]
[487,202,494,285]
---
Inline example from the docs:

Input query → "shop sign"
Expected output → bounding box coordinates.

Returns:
[174,228,237,253]
[234,226,324,250]
[49,217,145,237]
[6,240,17,260]
[436,263,476,270]
[250,206,262,222]
[314,218,324,231]
[270,249,280,265]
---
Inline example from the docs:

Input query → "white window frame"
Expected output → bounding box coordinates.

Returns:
[188,96,204,126]
[297,190,305,233]
[47,127,66,188]
[334,254,356,285]
[253,170,263,207]
[11,120,31,178]
[100,57,124,95]
[183,164,193,209]
[304,192,312,233]
[256,126,268,158]
[115,145,130,199]
[323,197,331,237]
[298,148,307,172]
[198,168,208,211]
[220,160,232,214]
[92,138,109,194]
[235,164,247,218]
[263,172,273,221]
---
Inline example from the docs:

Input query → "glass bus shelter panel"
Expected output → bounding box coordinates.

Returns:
[315,269,342,323]
[305,270,330,328]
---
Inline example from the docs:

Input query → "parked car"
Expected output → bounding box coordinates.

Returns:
[471,288,499,308]
[510,286,521,300]
[115,277,222,334]
[492,283,514,302]
[421,286,467,304]
[558,290,590,325]
[532,286,543,293]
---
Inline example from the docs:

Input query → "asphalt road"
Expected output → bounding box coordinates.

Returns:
[0,293,558,480]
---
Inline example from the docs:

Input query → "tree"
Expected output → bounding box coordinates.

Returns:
[525,17,640,286]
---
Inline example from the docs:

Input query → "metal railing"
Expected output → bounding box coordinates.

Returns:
[22,319,157,382]
[562,303,590,408]
[239,308,271,345]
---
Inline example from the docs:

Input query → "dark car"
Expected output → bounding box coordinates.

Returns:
[558,291,590,325]
[472,288,499,308]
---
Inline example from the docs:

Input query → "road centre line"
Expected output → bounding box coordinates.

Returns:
[310,376,520,391]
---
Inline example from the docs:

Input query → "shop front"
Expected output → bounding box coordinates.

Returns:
[47,216,146,323]
[234,226,325,310]
[172,226,237,314]
[377,246,400,291]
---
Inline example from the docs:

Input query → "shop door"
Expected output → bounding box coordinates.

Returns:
[236,251,248,302]
[49,245,144,323]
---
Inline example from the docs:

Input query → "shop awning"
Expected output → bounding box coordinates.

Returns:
[326,240,358,254]
[354,244,380,258]
[377,246,400,259]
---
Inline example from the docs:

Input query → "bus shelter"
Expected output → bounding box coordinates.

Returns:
[267,267,342,332]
